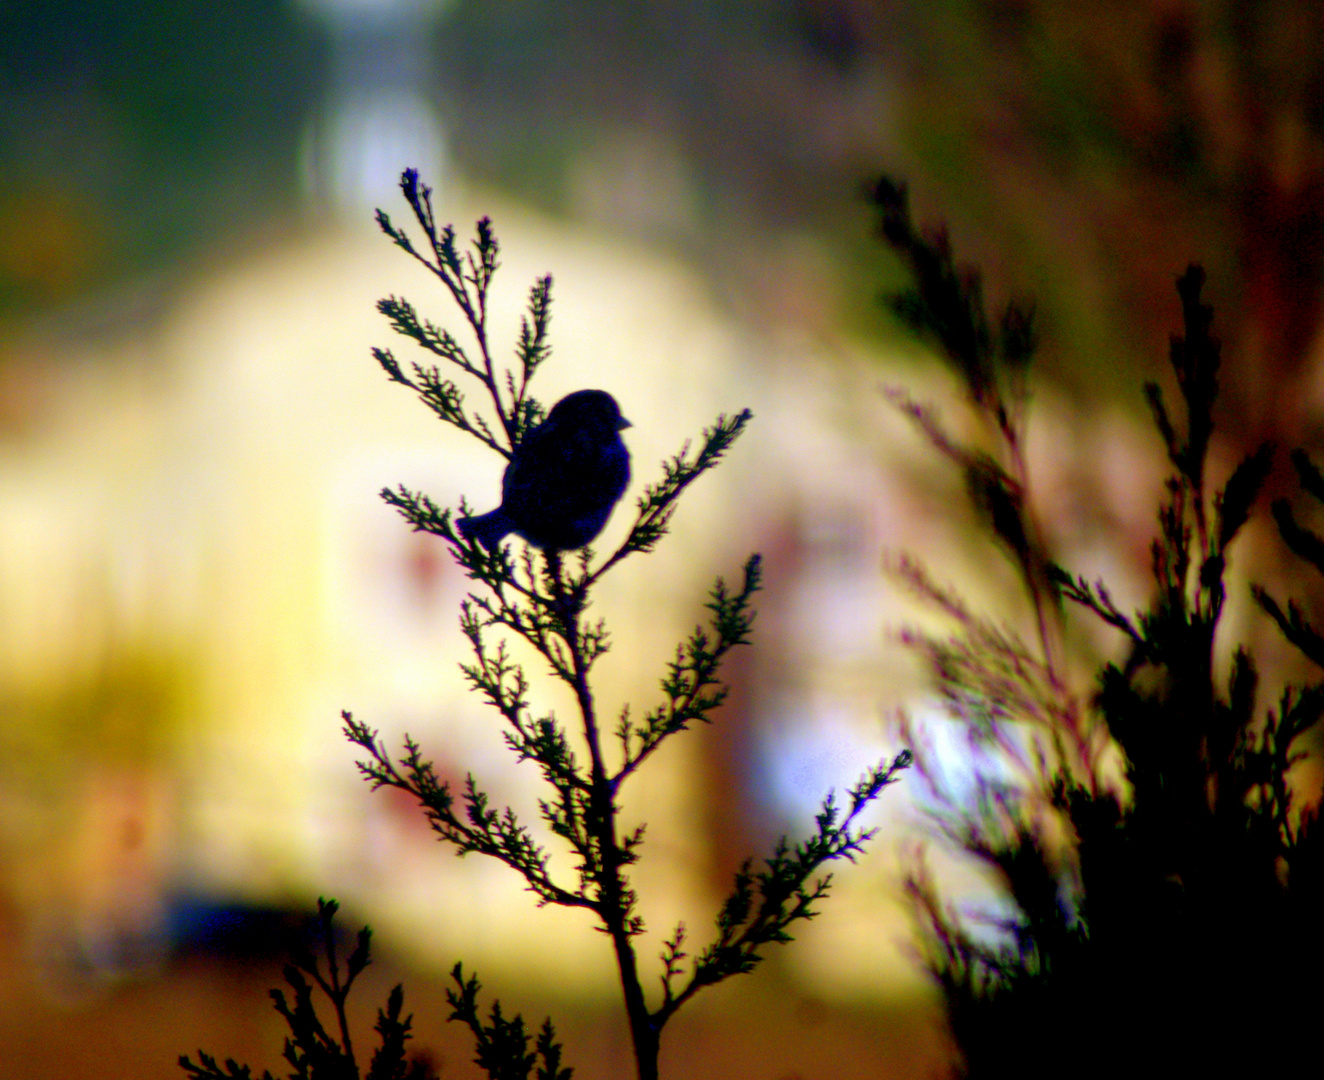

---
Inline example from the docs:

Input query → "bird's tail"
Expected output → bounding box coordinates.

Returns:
[457,508,513,550]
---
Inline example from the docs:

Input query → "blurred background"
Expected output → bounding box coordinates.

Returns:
[3,1,1324,1076]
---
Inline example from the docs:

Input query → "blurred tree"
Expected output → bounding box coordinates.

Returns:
[0,1,325,315]
[874,173,1324,1080]
[860,0,1324,443]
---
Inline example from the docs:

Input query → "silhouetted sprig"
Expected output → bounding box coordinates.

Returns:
[344,717,589,912]
[595,410,754,571]
[1254,448,1324,667]
[180,899,436,1080]
[873,177,1057,683]
[870,176,1034,441]
[616,555,761,783]
[655,750,911,1024]
[1256,587,1324,670]
[880,170,1322,1077]
[445,965,572,1080]
[337,169,909,1080]
[374,169,542,450]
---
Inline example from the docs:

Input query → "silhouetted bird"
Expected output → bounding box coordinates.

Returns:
[458,389,631,551]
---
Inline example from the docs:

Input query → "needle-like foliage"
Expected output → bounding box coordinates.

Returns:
[873,176,1324,1079]
[180,899,436,1080]
[177,168,911,1080]
[341,170,910,1080]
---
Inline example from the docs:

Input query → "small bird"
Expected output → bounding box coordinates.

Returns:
[458,389,632,551]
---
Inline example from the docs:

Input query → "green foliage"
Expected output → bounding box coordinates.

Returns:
[875,176,1324,1077]
[177,166,912,1080]
[179,899,437,1080]
[344,169,910,1080]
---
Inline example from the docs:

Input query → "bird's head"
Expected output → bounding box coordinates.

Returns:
[547,389,631,431]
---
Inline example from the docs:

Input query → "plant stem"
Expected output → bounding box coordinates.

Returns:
[549,552,660,1080]
[322,916,357,1071]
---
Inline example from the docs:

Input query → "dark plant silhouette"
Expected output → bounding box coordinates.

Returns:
[873,175,1324,1078]
[181,168,911,1080]
[180,899,438,1080]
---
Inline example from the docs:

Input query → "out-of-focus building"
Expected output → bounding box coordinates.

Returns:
[0,170,948,1009]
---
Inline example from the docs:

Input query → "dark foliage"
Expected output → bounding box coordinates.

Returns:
[180,899,438,1080]
[342,170,910,1080]
[445,965,571,1080]
[874,176,1324,1078]
[179,167,913,1080]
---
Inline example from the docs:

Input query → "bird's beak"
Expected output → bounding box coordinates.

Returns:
[617,417,632,430]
